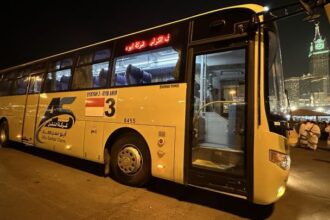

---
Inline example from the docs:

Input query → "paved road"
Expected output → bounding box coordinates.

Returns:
[0,144,329,220]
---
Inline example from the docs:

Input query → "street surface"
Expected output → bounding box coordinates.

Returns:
[0,143,329,220]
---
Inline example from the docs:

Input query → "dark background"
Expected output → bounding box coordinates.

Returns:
[0,0,329,77]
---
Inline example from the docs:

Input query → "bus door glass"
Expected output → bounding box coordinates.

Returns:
[190,47,247,193]
[22,73,44,145]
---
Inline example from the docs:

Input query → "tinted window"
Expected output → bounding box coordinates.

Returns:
[49,58,73,71]
[45,69,71,92]
[78,53,93,65]
[31,63,46,73]
[28,74,43,94]
[0,78,10,96]
[61,58,73,69]
[94,49,110,61]
[0,69,30,96]
[45,58,73,92]
[72,49,110,90]
[192,8,254,41]
[112,46,180,86]
[12,77,29,95]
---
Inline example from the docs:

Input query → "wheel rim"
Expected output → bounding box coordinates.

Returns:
[117,145,142,174]
[0,127,6,144]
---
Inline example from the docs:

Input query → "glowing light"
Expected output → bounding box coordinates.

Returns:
[125,33,171,53]
[316,107,325,112]
[149,34,171,47]
[264,6,270,12]
[125,40,147,52]
[229,90,236,95]
[290,106,297,111]
[277,185,286,198]
[40,93,48,99]
[157,164,165,169]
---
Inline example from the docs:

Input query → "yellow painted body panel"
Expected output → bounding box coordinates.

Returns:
[22,94,40,144]
[253,32,289,204]
[31,83,186,183]
[0,95,26,142]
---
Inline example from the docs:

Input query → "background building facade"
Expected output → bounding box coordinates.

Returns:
[285,23,330,111]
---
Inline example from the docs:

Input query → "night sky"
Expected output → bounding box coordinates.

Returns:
[0,0,329,78]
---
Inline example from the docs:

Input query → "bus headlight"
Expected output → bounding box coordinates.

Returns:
[277,184,286,198]
[269,150,290,170]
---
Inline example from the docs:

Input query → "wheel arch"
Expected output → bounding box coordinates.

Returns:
[104,127,150,157]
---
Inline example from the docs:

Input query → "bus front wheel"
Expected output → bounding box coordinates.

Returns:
[110,133,151,186]
[0,120,9,148]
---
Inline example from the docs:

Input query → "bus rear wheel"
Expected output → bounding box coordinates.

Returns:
[110,133,151,186]
[0,120,9,148]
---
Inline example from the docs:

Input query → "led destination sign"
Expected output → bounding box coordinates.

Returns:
[125,33,171,52]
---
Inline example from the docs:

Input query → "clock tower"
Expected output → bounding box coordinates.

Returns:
[308,23,329,77]
[307,23,330,102]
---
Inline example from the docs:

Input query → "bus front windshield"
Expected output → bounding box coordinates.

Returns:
[266,25,288,120]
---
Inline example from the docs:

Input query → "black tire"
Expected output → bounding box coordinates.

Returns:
[110,132,151,186]
[0,120,9,148]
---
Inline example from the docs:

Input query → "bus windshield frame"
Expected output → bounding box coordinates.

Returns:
[264,21,288,136]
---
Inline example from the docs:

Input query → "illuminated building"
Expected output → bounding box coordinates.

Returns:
[285,23,330,111]
[284,77,300,107]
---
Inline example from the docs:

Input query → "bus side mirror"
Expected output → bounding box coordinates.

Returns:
[325,3,330,24]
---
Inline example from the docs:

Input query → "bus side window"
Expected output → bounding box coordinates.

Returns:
[125,64,152,85]
[28,74,43,94]
[45,70,71,92]
[92,62,109,88]
[112,46,180,87]
[45,72,56,92]
[97,68,108,87]
[14,77,28,95]
[113,74,126,86]
[72,49,110,90]
[45,58,73,92]
[60,75,70,90]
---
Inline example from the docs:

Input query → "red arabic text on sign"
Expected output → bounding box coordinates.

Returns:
[125,33,171,52]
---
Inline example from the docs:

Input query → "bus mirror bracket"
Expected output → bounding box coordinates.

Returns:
[325,2,330,23]
[247,14,259,33]
[255,0,328,26]
[300,0,321,22]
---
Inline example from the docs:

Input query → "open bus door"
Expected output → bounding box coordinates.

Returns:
[185,8,257,199]
[188,43,252,198]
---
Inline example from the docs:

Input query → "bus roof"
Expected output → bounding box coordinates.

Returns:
[0,4,264,73]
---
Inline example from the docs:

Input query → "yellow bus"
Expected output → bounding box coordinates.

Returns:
[0,4,293,205]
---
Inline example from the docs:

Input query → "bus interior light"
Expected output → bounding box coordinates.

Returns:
[269,150,291,170]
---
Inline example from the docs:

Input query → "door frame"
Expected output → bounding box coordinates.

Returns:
[184,36,256,200]
[21,73,44,145]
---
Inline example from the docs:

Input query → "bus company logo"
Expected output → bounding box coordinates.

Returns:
[36,97,76,143]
